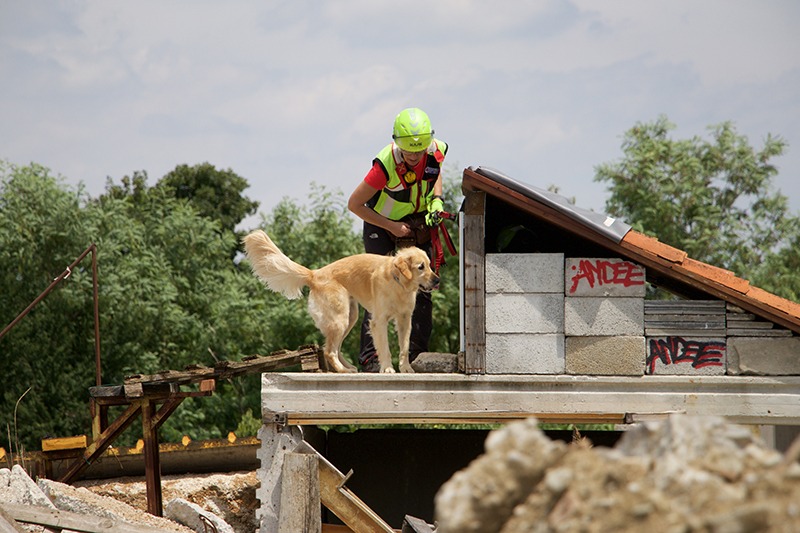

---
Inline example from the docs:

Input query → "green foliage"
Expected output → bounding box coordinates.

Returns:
[595,116,800,300]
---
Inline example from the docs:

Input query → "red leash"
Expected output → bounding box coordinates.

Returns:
[430,211,457,273]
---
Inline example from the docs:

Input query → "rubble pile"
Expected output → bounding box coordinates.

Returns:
[435,415,800,532]
[0,465,239,533]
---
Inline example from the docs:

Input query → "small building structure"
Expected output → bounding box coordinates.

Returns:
[257,166,800,531]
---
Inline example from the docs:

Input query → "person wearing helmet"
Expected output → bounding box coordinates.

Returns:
[348,107,448,372]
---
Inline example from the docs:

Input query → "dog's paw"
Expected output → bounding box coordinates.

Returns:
[399,363,415,373]
[381,367,397,373]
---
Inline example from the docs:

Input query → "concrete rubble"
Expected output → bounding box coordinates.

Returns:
[0,464,235,533]
[435,414,800,532]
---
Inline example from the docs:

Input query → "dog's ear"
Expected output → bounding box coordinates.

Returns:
[394,255,414,281]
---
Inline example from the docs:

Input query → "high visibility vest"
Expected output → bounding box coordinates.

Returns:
[369,139,448,221]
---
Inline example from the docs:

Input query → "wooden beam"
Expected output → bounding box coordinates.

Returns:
[141,400,163,517]
[0,504,177,533]
[41,435,87,452]
[59,402,142,484]
[294,442,395,533]
[123,346,322,386]
[462,191,486,374]
[278,452,321,533]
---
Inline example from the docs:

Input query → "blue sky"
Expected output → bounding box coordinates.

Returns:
[2,1,799,229]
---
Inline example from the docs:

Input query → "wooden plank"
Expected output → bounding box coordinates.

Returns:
[286,412,625,426]
[123,346,322,385]
[0,505,22,533]
[402,515,435,533]
[278,452,321,533]
[462,190,486,374]
[0,504,177,533]
[41,435,87,452]
[294,442,395,533]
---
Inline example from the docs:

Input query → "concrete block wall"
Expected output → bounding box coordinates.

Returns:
[485,254,565,374]
[484,254,798,377]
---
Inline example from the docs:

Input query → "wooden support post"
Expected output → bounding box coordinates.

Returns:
[278,452,321,533]
[462,191,486,374]
[141,399,163,516]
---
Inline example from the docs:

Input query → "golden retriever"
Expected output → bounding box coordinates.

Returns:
[242,230,439,373]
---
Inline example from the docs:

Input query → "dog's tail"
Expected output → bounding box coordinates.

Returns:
[242,230,312,300]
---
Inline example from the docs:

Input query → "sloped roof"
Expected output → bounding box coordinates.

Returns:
[462,166,800,335]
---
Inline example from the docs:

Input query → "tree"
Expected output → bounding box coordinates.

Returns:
[594,116,800,299]
[157,162,259,233]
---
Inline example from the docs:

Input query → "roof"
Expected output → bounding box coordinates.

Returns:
[461,166,800,335]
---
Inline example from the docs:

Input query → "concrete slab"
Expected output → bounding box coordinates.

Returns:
[727,337,800,375]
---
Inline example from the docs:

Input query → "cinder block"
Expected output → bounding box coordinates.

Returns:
[486,253,565,294]
[486,333,565,374]
[565,297,643,336]
[645,336,726,375]
[566,336,645,376]
[727,337,800,375]
[486,293,564,333]
[565,258,646,297]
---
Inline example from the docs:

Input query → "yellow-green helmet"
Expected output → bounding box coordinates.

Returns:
[392,108,433,152]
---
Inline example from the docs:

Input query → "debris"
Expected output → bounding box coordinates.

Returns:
[434,414,800,532]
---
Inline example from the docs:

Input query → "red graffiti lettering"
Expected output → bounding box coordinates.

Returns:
[569,259,645,293]
[646,337,725,374]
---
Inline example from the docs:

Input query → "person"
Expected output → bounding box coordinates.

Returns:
[347,107,448,372]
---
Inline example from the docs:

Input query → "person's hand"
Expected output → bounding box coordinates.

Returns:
[391,221,412,238]
[425,197,444,226]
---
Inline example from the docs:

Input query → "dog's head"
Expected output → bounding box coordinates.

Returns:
[392,247,440,292]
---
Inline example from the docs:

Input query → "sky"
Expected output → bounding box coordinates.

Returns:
[2,1,799,231]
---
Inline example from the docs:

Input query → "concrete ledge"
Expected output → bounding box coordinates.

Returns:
[261,373,800,426]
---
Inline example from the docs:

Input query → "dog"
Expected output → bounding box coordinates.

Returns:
[242,230,439,373]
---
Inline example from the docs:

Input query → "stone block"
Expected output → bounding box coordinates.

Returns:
[486,253,564,294]
[727,337,800,375]
[566,336,645,376]
[645,336,726,375]
[565,258,646,297]
[411,352,460,373]
[486,293,564,333]
[486,333,565,374]
[565,297,643,336]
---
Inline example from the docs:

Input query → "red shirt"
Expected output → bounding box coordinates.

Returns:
[363,157,426,190]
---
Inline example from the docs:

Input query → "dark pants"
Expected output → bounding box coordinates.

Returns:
[358,221,433,368]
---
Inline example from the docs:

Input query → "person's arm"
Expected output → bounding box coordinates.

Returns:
[348,181,411,238]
